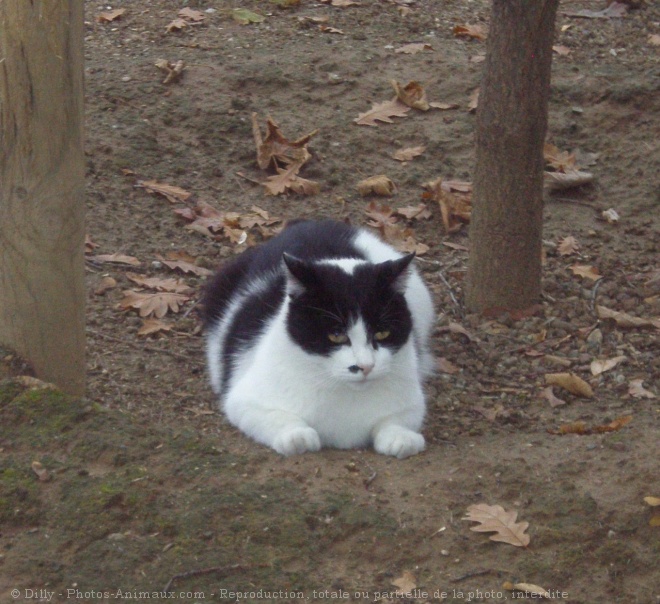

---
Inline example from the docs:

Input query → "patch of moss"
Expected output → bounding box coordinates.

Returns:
[0,379,24,407]
[0,462,41,525]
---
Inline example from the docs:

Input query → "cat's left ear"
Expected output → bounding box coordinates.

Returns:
[282,253,319,296]
[378,253,415,292]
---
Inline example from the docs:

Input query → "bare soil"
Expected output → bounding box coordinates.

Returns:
[1,1,659,603]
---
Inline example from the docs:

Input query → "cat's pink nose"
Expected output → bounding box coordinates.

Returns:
[350,363,374,376]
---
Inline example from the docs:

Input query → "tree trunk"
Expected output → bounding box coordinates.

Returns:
[0,1,86,394]
[465,0,559,315]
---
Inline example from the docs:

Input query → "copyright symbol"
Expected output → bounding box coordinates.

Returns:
[11,590,20,598]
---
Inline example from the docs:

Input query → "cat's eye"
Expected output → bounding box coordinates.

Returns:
[328,332,349,344]
[374,330,391,341]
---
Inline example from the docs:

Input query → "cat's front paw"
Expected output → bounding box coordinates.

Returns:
[273,426,322,456]
[374,426,425,459]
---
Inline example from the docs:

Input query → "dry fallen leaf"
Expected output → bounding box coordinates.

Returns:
[563,2,628,18]
[553,45,572,56]
[252,113,318,170]
[597,305,660,330]
[178,7,206,22]
[158,256,212,277]
[138,180,192,204]
[232,8,266,25]
[649,34,660,46]
[544,170,594,191]
[166,18,189,33]
[392,571,417,594]
[263,164,320,196]
[570,264,602,282]
[31,461,51,483]
[85,234,100,253]
[354,99,410,126]
[391,80,431,111]
[320,0,359,5]
[396,203,431,220]
[363,202,426,252]
[357,175,397,197]
[364,202,398,229]
[628,379,656,399]
[540,386,566,408]
[422,177,472,233]
[392,145,426,162]
[319,25,344,34]
[549,415,632,435]
[438,322,474,341]
[464,503,530,547]
[155,59,185,84]
[544,143,577,172]
[395,43,433,54]
[94,276,118,296]
[137,318,174,337]
[453,23,487,41]
[437,357,459,374]
[397,236,429,256]
[545,372,594,398]
[645,497,660,507]
[558,235,579,256]
[468,87,479,112]
[602,208,620,223]
[97,8,126,23]
[127,273,194,294]
[119,290,191,319]
[92,253,142,267]
[590,356,626,376]
[503,582,551,599]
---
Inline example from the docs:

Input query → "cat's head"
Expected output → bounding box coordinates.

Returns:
[282,252,414,385]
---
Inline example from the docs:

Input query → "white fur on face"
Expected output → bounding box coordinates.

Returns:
[327,318,392,384]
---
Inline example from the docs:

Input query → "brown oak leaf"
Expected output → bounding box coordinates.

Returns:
[545,372,594,398]
[263,163,320,196]
[92,253,142,267]
[138,180,192,204]
[354,99,410,126]
[252,113,317,170]
[97,8,126,23]
[392,146,426,162]
[137,318,174,337]
[395,43,433,55]
[357,175,397,197]
[391,80,430,111]
[463,503,530,547]
[453,23,487,41]
[126,273,194,294]
[119,290,191,318]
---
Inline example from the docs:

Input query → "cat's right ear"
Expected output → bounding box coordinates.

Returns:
[282,253,318,296]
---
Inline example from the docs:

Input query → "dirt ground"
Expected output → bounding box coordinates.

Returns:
[1,0,659,602]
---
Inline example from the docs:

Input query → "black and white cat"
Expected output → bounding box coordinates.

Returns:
[203,219,435,459]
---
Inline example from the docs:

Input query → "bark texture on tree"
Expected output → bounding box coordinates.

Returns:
[0,1,86,394]
[465,0,559,315]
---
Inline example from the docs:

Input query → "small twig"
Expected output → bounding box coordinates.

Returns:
[364,471,378,489]
[182,298,201,319]
[451,569,491,582]
[235,171,263,186]
[416,257,463,315]
[546,196,600,210]
[590,278,604,314]
[87,328,191,362]
[163,564,258,593]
